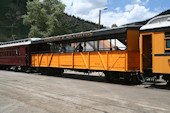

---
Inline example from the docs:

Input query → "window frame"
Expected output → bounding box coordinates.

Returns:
[165,32,170,50]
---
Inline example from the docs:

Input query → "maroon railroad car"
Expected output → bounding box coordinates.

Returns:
[0,38,50,71]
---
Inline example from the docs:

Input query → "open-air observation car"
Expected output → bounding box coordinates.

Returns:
[31,25,142,83]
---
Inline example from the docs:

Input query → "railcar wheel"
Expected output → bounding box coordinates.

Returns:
[162,74,170,86]
[40,68,64,76]
[12,66,18,72]
[132,75,144,84]
[47,68,64,76]
[25,67,32,73]
[40,68,48,75]
[105,73,111,82]
[132,76,138,84]
[104,71,119,83]
[53,69,64,76]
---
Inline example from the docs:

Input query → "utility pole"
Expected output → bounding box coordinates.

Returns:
[98,10,101,29]
[98,7,108,29]
[97,7,108,50]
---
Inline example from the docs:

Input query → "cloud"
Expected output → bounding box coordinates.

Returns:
[61,0,107,15]
[133,0,142,4]
[132,0,149,5]
[104,4,157,26]
[115,7,121,11]
[125,4,134,11]
[60,0,158,27]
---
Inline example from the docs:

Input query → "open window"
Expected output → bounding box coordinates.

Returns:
[45,38,127,53]
[31,26,140,54]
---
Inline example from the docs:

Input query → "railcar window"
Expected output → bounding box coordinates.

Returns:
[110,39,126,50]
[5,49,7,56]
[37,37,127,54]
[18,48,20,56]
[12,48,17,56]
[166,39,170,48]
[13,49,15,56]
[6,49,8,56]
[50,43,58,53]
[83,41,94,52]
[70,42,86,52]
[4,49,6,56]
[7,48,9,56]
[9,48,12,56]
[8,48,9,56]
[65,43,74,53]
[16,49,18,55]
[12,48,15,56]
[165,32,170,53]
[165,32,170,38]
[8,48,10,56]
[1,50,2,56]
[11,48,13,56]
[9,49,11,56]
[7,49,9,56]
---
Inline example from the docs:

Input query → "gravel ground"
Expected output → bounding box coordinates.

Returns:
[0,70,170,113]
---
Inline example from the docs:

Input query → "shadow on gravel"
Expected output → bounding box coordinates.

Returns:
[56,73,138,86]
[39,72,170,88]
[62,73,106,83]
[38,71,137,85]
[145,84,170,90]
[3,69,169,88]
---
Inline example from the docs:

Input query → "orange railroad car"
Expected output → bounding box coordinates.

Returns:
[31,25,141,83]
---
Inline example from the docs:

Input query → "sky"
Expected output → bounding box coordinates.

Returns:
[59,0,170,27]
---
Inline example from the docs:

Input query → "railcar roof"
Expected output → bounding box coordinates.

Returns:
[140,14,170,32]
[32,25,141,44]
[0,38,41,48]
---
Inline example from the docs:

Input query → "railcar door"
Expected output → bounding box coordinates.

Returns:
[140,34,152,73]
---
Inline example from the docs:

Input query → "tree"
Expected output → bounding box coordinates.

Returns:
[22,0,66,38]
[111,24,117,28]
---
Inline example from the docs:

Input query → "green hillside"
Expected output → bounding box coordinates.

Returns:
[62,14,102,34]
[0,0,30,41]
[0,0,101,42]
